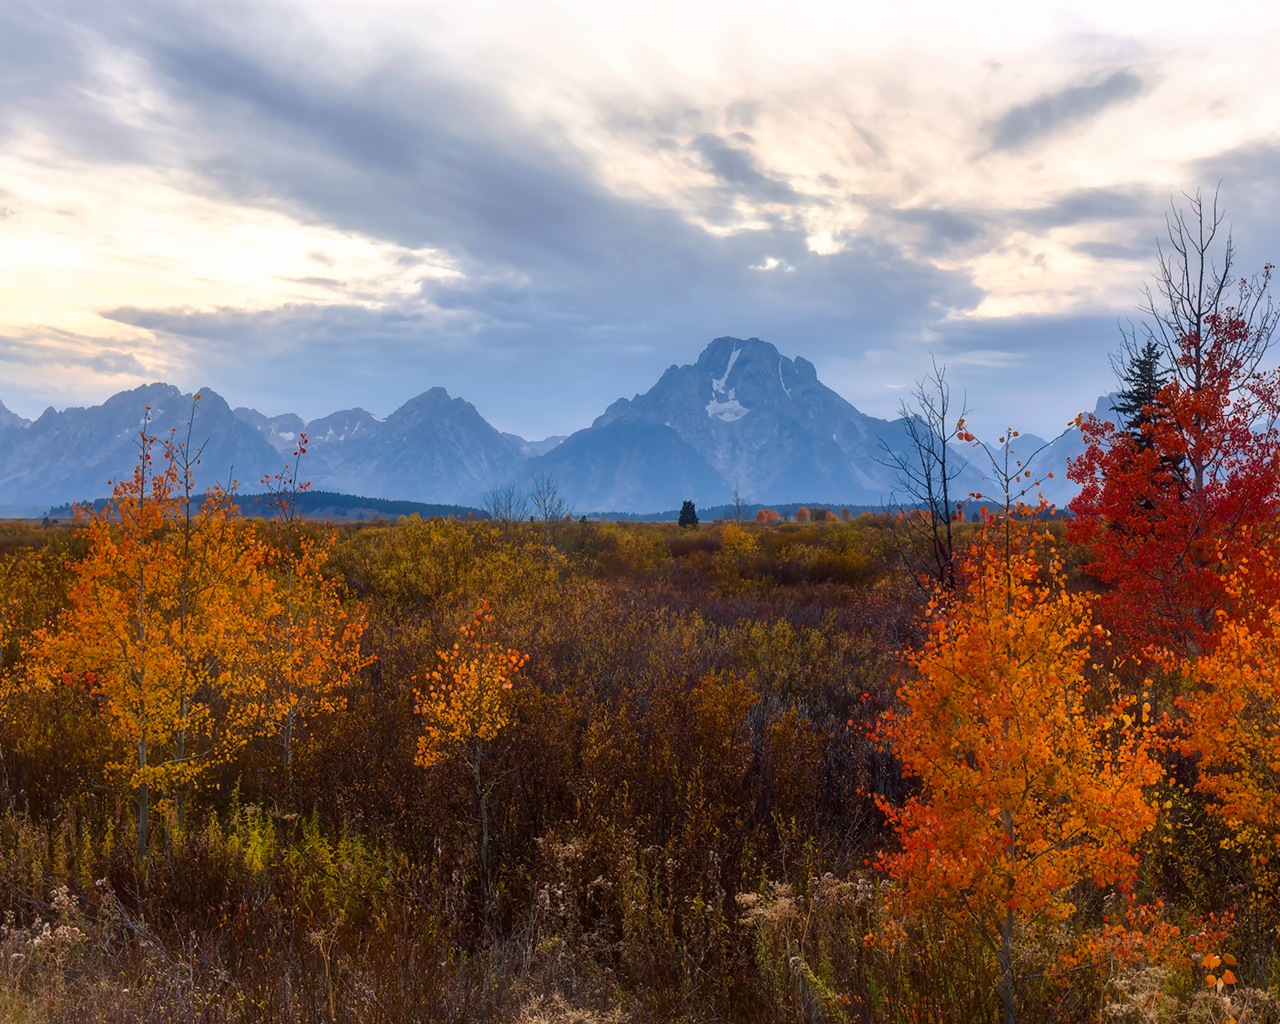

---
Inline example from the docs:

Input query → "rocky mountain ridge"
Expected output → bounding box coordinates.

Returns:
[0,337,1091,514]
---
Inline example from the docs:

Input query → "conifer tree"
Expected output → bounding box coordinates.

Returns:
[678,500,698,528]
[1111,339,1167,448]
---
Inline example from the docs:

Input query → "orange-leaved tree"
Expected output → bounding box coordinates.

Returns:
[1176,543,1280,868]
[415,601,528,913]
[28,407,276,859]
[259,435,370,779]
[878,525,1162,1024]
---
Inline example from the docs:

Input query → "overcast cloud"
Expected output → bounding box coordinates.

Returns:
[1,1,1279,439]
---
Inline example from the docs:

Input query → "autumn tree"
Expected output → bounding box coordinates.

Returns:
[259,436,369,781]
[415,601,528,916]
[1069,196,1280,655]
[878,528,1162,1024]
[1176,544,1280,867]
[28,406,276,859]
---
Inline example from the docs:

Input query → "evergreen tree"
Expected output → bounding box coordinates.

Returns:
[1111,340,1167,448]
[678,500,698,528]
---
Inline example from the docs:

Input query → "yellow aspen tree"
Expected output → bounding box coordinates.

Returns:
[878,529,1162,1024]
[259,436,370,779]
[28,408,275,859]
[415,601,528,914]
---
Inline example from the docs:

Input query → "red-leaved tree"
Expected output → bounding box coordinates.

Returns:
[1068,316,1280,656]
[1069,194,1280,657]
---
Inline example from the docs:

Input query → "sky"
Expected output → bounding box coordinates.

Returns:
[2,1,1279,441]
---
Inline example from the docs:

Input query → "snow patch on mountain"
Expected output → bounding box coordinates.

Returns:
[711,345,742,395]
[706,391,750,422]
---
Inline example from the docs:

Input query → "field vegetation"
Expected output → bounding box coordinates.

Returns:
[1,457,1279,1023]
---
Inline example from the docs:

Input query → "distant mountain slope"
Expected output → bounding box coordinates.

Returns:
[235,394,527,505]
[501,432,566,458]
[0,398,30,431]
[967,395,1110,510]
[304,388,525,505]
[0,384,280,507]
[234,407,306,455]
[525,421,729,512]
[560,336,987,511]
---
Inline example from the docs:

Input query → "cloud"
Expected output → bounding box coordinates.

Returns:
[19,8,976,431]
[689,133,801,205]
[1019,187,1152,229]
[886,207,988,254]
[0,328,149,375]
[1072,240,1151,261]
[1191,143,1280,273]
[986,69,1145,151]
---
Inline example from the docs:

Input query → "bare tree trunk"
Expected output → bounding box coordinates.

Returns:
[999,904,1016,1024]
[999,808,1017,1024]
[137,732,149,862]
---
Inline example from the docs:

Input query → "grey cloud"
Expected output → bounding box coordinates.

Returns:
[1020,187,1152,229]
[987,70,1144,151]
[85,350,150,375]
[1193,142,1280,234]
[99,216,982,432]
[926,312,1125,432]
[690,133,801,205]
[1183,147,1280,283]
[724,100,758,130]
[0,3,167,164]
[888,207,987,252]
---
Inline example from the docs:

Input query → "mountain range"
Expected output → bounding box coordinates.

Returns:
[0,337,1094,515]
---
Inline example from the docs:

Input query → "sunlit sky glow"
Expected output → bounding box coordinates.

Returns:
[2,1,1279,439]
